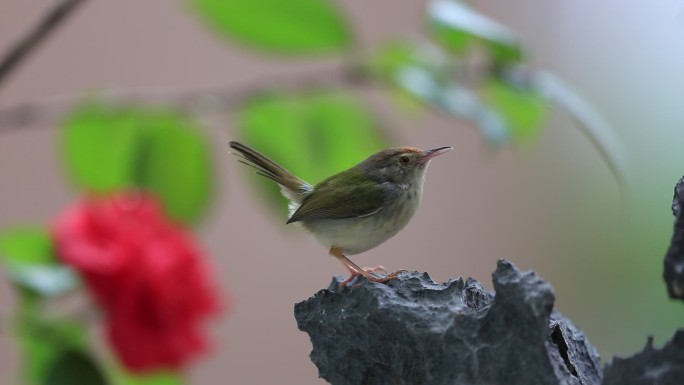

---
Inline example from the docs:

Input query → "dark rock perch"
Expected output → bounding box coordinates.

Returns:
[295,260,602,385]
[665,176,684,301]
[295,174,684,385]
[602,330,684,385]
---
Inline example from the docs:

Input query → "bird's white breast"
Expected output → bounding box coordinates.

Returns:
[303,181,423,255]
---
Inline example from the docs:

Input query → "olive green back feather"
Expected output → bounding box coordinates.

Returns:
[287,167,384,224]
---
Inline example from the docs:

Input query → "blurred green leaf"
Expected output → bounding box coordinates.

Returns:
[15,303,87,385]
[426,0,523,64]
[191,0,352,54]
[371,41,540,144]
[0,228,55,265]
[237,92,388,214]
[63,105,144,191]
[1,230,86,383]
[45,350,107,385]
[481,80,547,142]
[369,42,454,115]
[370,42,449,86]
[436,83,512,144]
[110,368,182,385]
[427,22,472,55]
[489,40,523,66]
[369,41,530,144]
[63,103,213,223]
[370,42,423,83]
[0,228,78,296]
[137,116,213,223]
[8,265,79,297]
[374,52,512,144]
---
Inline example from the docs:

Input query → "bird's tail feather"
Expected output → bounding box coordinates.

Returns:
[228,141,311,203]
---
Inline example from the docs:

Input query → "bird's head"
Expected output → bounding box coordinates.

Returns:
[360,146,453,185]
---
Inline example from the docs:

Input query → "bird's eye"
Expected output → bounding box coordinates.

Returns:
[399,155,410,166]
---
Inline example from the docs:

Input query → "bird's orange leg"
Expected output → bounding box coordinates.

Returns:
[329,247,406,288]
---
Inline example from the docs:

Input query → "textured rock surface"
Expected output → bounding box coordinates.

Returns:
[602,330,684,385]
[295,260,601,385]
[664,176,684,301]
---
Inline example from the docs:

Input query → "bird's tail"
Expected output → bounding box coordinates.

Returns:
[228,141,312,204]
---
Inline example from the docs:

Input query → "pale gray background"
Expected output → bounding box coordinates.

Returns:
[2,1,684,384]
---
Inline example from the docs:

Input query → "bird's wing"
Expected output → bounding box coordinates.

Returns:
[286,172,385,224]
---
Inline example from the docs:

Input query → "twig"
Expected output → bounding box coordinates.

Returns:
[0,0,88,90]
[0,63,368,130]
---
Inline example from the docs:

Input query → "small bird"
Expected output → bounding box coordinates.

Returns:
[229,141,452,287]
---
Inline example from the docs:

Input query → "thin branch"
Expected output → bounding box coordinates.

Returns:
[0,63,368,130]
[0,0,88,90]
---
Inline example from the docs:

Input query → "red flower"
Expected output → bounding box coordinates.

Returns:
[53,192,221,372]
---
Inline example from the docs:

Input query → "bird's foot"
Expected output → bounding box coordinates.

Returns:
[339,266,407,288]
[366,265,388,275]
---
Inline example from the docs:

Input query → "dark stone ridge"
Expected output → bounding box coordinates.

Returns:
[294,260,602,385]
[602,330,684,385]
[665,175,684,301]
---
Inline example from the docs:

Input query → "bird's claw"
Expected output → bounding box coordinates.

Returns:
[366,265,388,277]
[339,267,407,289]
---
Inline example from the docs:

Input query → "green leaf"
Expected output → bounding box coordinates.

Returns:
[370,42,535,145]
[369,42,454,113]
[427,21,474,55]
[191,0,352,54]
[236,92,389,215]
[0,228,78,296]
[137,116,213,223]
[63,104,145,191]
[426,0,523,64]
[369,42,449,86]
[2,229,89,385]
[45,350,108,385]
[0,228,55,265]
[110,368,182,385]
[8,264,79,297]
[481,80,548,142]
[369,42,421,83]
[62,103,214,223]
[370,46,514,144]
[15,309,88,385]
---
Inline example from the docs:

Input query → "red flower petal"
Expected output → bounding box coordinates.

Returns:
[52,192,222,372]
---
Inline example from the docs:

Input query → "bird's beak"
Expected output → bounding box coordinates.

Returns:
[420,146,453,164]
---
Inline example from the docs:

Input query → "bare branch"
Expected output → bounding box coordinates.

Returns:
[0,63,367,130]
[0,0,88,90]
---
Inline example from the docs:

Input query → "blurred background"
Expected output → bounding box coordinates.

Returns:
[1,0,684,384]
